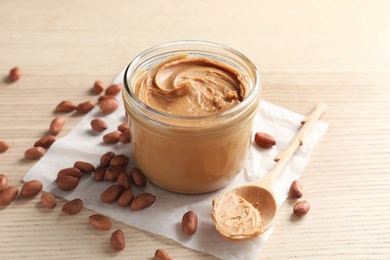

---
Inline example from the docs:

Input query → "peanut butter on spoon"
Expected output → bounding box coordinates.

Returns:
[212,103,328,242]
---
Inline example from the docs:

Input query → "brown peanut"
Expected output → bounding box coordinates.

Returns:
[40,192,57,208]
[24,146,46,160]
[100,97,119,115]
[289,180,303,199]
[110,155,129,167]
[117,122,130,132]
[117,188,134,207]
[94,166,106,182]
[0,186,18,206]
[110,229,125,251]
[130,168,147,187]
[100,151,115,167]
[19,180,43,197]
[105,84,122,96]
[76,100,96,114]
[57,167,83,179]
[93,80,104,94]
[254,132,276,148]
[293,200,311,216]
[89,214,112,230]
[104,166,125,181]
[117,172,131,189]
[103,131,121,144]
[62,198,83,215]
[154,249,172,260]
[49,116,66,135]
[100,185,124,203]
[74,161,95,174]
[182,210,198,235]
[0,174,8,192]
[34,135,56,149]
[91,118,108,132]
[54,100,77,113]
[55,175,79,191]
[9,67,21,81]
[0,141,10,153]
[130,193,156,211]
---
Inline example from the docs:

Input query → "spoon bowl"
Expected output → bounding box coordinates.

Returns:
[212,103,328,242]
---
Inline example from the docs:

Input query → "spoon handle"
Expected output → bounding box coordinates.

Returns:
[256,103,328,190]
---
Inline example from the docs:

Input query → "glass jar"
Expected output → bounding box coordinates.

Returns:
[122,40,261,194]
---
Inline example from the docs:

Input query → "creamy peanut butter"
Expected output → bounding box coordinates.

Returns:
[123,47,260,194]
[134,55,249,116]
[212,192,264,241]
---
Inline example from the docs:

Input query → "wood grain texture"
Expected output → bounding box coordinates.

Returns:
[1,0,390,259]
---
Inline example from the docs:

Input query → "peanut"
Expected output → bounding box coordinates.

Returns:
[118,130,131,144]
[57,167,83,179]
[55,175,79,191]
[100,185,124,203]
[105,84,122,96]
[130,167,147,187]
[40,192,57,208]
[90,118,108,132]
[0,141,10,153]
[293,200,311,216]
[94,166,106,182]
[104,166,125,181]
[0,186,19,206]
[110,154,129,167]
[34,135,56,149]
[103,131,121,144]
[19,180,43,197]
[76,100,96,114]
[117,122,130,132]
[54,100,77,113]
[182,210,198,235]
[117,188,134,207]
[154,249,172,260]
[24,146,46,160]
[49,116,66,135]
[130,193,156,211]
[9,67,21,81]
[289,180,303,199]
[100,151,115,167]
[0,174,8,192]
[73,161,95,174]
[93,80,104,94]
[62,198,83,215]
[254,132,276,148]
[110,229,125,251]
[99,97,119,115]
[117,172,131,189]
[89,214,112,230]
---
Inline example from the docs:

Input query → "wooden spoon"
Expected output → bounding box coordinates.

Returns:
[212,103,328,242]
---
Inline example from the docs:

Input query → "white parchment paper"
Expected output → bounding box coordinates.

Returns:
[24,70,328,259]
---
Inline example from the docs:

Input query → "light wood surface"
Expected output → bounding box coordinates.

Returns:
[1,0,390,259]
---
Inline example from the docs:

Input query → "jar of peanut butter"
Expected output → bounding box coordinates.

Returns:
[123,41,261,194]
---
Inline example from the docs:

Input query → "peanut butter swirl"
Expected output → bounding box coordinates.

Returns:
[134,55,249,116]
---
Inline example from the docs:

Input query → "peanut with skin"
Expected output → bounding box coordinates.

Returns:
[130,193,156,211]
[40,192,57,208]
[91,118,108,132]
[0,141,10,153]
[154,249,172,260]
[0,174,8,192]
[289,180,303,199]
[62,198,83,215]
[19,180,43,197]
[54,100,77,113]
[93,80,104,94]
[89,214,112,230]
[34,135,56,149]
[110,229,125,251]
[76,100,96,114]
[293,200,311,216]
[0,186,19,206]
[24,147,46,160]
[9,67,21,81]
[49,116,66,135]
[254,132,276,148]
[182,210,198,235]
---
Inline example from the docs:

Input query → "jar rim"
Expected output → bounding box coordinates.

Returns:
[123,40,260,123]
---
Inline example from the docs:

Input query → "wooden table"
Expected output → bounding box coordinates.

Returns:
[1,0,389,259]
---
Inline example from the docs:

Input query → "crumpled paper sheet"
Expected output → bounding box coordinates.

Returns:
[24,70,328,260]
